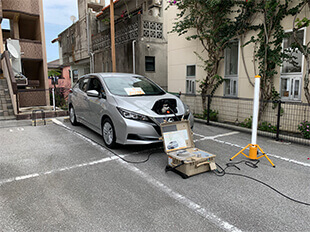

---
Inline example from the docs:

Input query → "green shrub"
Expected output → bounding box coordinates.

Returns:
[298,121,310,139]
[258,121,277,133]
[50,88,68,110]
[203,109,219,122]
[240,116,252,128]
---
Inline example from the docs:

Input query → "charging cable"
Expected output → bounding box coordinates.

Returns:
[213,160,310,206]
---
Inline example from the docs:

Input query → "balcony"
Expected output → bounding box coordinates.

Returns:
[20,40,42,60]
[1,0,39,16]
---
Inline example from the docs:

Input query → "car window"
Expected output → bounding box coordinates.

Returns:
[79,78,89,92]
[88,77,104,93]
[103,75,165,96]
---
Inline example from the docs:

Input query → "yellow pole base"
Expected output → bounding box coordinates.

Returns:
[249,145,258,160]
[230,144,275,167]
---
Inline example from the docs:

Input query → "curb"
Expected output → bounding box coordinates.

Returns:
[194,118,310,146]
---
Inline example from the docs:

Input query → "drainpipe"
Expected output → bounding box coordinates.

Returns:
[90,52,95,73]
[86,8,93,73]
[132,40,136,74]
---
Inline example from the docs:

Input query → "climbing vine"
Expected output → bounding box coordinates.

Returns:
[292,0,310,104]
[245,0,299,118]
[167,0,255,112]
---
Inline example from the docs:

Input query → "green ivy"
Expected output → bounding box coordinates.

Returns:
[245,0,298,113]
[167,0,255,112]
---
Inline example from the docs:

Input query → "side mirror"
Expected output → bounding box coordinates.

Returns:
[86,90,100,97]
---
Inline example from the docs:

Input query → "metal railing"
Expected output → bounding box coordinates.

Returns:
[200,95,310,145]
[1,51,19,114]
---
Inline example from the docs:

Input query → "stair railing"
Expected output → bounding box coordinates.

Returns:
[1,51,19,114]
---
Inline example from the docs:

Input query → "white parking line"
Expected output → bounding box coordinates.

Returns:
[121,159,242,232]
[51,119,242,232]
[194,131,310,168]
[0,156,120,186]
[194,131,239,142]
[0,119,243,231]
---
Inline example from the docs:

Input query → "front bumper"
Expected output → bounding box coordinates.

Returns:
[116,113,194,145]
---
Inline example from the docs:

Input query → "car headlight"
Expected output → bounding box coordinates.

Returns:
[117,107,151,122]
[184,104,190,116]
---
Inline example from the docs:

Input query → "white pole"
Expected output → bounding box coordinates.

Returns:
[132,40,136,74]
[52,87,56,111]
[251,75,261,144]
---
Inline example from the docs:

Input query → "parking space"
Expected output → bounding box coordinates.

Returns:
[0,118,309,231]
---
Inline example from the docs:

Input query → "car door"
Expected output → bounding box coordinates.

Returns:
[74,76,90,121]
[85,76,108,131]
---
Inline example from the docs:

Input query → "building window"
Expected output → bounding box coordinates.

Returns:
[224,40,239,97]
[73,69,79,83]
[145,56,155,72]
[281,30,304,100]
[186,65,196,94]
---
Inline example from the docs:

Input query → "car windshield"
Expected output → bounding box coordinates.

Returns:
[103,75,166,96]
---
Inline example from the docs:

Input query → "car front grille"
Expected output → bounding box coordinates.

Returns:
[154,114,189,125]
[127,134,160,141]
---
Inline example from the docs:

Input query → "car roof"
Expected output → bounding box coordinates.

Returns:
[96,73,145,79]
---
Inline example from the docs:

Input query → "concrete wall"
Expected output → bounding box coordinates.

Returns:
[92,0,168,89]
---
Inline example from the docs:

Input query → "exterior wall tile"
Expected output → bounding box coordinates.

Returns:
[2,0,39,15]
[20,40,42,59]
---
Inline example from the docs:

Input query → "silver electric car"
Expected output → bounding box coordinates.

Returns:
[68,73,194,148]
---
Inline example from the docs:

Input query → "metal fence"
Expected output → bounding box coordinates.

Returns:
[188,95,310,146]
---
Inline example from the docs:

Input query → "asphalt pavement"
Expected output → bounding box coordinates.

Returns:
[0,118,309,232]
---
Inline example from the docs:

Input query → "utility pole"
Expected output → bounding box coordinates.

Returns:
[110,0,116,72]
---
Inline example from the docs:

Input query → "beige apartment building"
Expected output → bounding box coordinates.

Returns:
[164,2,309,105]
[0,0,50,119]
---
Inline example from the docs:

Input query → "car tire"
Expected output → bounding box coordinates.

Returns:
[69,106,78,126]
[102,118,117,148]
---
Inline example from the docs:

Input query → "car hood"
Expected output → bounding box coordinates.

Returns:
[113,93,185,117]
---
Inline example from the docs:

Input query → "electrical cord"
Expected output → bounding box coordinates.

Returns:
[110,148,163,164]
[54,121,162,164]
[168,106,181,121]
[213,160,310,206]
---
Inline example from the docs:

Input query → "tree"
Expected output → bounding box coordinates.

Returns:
[244,0,300,118]
[167,0,255,112]
[292,0,310,104]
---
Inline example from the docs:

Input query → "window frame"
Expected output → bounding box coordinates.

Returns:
[186,65,196,94]
[87,76,105,93]
[78,77,90,93]
[145,56,155,72]
[223,40,239,97]
[280,28,305,101]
